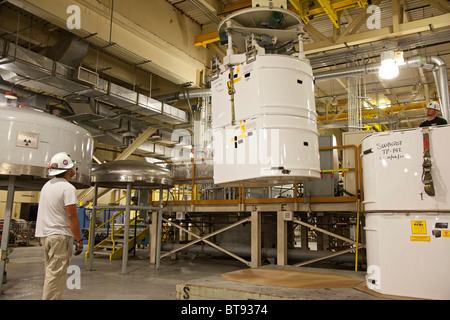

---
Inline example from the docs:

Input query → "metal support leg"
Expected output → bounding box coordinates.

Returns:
[155,186,163,270]
[87,183,98,271]
[251,211,261,268]
[0,176,15,294]
[149,211,158,265]
[121,182,132,275]
[277,211,287,266]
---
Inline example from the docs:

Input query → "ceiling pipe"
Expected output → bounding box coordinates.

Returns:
[314,63,381,82]
[155,55,448,124]
[318,102,427,122]
[156,88,212,103]
[314,55,450,122]
[407,55,449,122]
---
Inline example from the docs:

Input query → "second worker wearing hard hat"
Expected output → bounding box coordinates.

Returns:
[420,101,448,127]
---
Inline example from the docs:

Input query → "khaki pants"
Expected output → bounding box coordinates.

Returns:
[41,235,73,300]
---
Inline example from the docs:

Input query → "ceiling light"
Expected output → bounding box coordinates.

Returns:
[5,92,18,100]
[379,51,399,80]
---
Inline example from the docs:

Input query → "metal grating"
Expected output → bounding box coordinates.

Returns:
[166,0,220,25]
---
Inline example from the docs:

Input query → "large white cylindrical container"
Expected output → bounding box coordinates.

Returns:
[361,126,450,211]
[365,212,450,300]
[362,125,450,299]
[0,104,93,188]
[211,55,320,185]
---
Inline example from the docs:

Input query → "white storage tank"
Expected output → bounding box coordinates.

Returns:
[211,7,320,186]
[0,103,93,189]
[362,126,450,211]
[361,125,450,299]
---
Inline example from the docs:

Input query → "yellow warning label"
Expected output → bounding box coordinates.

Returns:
[240,125,246,134]
[411,220,427,235]
[410,236,430,242]
[230,134,247,142]
[443,230,450,238]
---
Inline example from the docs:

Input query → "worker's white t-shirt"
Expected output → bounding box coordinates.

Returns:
[35,177,77,238]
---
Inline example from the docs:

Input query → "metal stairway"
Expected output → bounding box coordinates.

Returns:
[92,217,149,260]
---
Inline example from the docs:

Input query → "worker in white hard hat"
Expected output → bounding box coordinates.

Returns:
[419,101,448,127]
[35,152,83,300]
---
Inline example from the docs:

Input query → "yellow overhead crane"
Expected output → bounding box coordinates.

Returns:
[194,0,369,47]
[289,0,369,28]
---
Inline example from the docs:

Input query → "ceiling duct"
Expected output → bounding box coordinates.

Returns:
[0,39,92,96]
[45,35,89,68]
[157,88,212,103]
[0,37,191,161]
[0,38,188,125]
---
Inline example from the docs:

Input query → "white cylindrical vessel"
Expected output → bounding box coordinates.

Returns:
[212,55,320,185]
[0,104,93,188]
[362,126,450,212]
[362,125,450,299]
[365,212,450,300]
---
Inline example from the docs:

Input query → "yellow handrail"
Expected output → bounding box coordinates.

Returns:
[86,192,132,257]
[112,215,139,258]
[111,214,115,257]
[95,209,125,231]
[321,168,349,174]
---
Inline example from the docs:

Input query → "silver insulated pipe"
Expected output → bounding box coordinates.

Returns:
[406,55,449,122]
[314,55,450,122]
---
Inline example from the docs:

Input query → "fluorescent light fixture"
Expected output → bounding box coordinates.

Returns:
[379,51,399,80]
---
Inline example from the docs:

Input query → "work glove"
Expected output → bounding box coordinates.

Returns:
[74,239,83,256]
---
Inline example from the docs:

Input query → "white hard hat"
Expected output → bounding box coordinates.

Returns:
[426,101,440,111]
[48,152,75,176]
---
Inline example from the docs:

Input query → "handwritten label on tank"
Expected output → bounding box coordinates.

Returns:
[16,131,39,149]
[376,140,405,161]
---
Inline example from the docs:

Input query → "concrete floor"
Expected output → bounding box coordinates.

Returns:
[1,242,386,301]
[0,243,245,300]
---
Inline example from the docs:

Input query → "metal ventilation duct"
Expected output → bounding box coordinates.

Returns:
[0,38,188,125]
[45,35,90,68]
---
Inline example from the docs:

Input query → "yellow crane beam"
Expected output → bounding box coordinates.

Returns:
[289,0,369,28]
[194,0,369,47]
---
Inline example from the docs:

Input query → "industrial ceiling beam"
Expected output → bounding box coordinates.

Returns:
[6,0,206,87]
[335,0,382,41]
[289,0,369,28]
[304,12,450,54]
[318,102,428,122]
[421,0,450,13]
[194,2,450,55]
[115,127,157,161]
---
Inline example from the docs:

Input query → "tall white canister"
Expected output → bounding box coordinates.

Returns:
[361,125,450,299]
[211,7,320,186]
